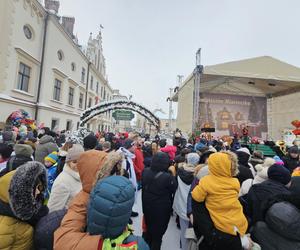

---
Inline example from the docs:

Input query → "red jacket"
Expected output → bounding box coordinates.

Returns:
[133,148,144,181]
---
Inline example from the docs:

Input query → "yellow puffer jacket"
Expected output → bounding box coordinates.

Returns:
[192,152,248,236]
[0,171,33,250]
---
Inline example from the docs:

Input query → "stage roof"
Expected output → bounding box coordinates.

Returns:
[172,56,300,101]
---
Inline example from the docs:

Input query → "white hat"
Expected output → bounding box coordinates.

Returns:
[237,147,250,155]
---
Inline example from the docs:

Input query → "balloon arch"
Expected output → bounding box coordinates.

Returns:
[80,100,160,130]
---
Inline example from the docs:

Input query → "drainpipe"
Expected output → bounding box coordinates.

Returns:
[84,62,91,109]
[35,12,49,121]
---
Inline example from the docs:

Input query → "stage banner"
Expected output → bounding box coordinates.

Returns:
[198,93,267,138]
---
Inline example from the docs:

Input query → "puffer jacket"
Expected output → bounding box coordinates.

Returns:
[35,135,58,163]
[87,176,135,238]
[252,199,300,250]
[0,162,48,250]
[54,151,125,250]
[192,152,248,236]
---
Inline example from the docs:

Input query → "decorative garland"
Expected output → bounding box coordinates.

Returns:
[80,99,160,130]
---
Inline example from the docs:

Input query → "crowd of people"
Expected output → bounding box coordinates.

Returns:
[0,125,300,250]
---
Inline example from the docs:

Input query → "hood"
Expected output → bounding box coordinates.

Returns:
[177,164,195,185]
[150,152,170,172]
[236,151,250,166]
[77,150,107,193]
[87,176,135,238]
[8,161,47,220]
[14,143,34,158]
[208,152,236,177]
[96,151,125,181]
[161,145,177,154]
[39,135,55,144]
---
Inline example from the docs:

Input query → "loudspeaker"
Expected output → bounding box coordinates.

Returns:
[201,128,215,133]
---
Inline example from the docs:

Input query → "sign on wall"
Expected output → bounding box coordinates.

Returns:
[112,110,135,121]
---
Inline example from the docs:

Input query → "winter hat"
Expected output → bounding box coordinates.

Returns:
[151,152,170,172]
[83,134,98,150]
[237,147,251,155]
[66,144,84,162]
[273,155,284,165]
[289,146,299,155]
[256,158,275,180]
[123,139,135,150]
[14,143,33,158]
[252,150,264,160]
[44,151,58,164]
[186,153,200,166]
[87,176,135,238]
[268,164,291,185]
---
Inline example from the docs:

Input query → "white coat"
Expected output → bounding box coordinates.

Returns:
[47,164,82,212]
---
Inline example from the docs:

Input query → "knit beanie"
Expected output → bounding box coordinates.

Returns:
[186,153,200,166]
[66,144,84,162]
[44,151,58,164]
[268,164,291,185]
[14,144,33,158]
[273,156,284,165]
[256,158,275,180]
[83,134,98,150]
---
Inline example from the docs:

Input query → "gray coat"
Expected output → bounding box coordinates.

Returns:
[35,135,58,163]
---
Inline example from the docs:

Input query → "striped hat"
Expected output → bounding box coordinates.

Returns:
[44,151,58,164]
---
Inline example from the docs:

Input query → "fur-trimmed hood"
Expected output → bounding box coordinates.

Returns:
[96,151,125,181]
[8,161,47,220]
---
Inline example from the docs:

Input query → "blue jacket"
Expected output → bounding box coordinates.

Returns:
[45,164,57,200]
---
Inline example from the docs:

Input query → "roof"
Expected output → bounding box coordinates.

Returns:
[204,56,300,82]
[172,56,300,101]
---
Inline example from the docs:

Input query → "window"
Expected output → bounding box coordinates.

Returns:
[68,87,74,105]
[53,79,62,101]
[87,123,90,130]
[107,94,109,101]
[103,88,106,100]
[66,120,72,131]
[17,62,31,92]
[88,97,92,108]
[100,86,103,98]
[96,82,99,94]
[71,62,76,71]
[79,92,84,109]
[51,119,58,130]
[81,67,85,83]
[23,25,33,39]
[90,76,94,90]
[57,50,64,61]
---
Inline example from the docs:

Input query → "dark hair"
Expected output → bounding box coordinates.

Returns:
[159,139,167,148]
[0,143,13,159]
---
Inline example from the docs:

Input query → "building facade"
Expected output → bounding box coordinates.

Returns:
[0,0,113,132]
[112,89,131,132]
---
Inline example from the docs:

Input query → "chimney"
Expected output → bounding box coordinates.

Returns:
[62,16,75,38]
[44,0,60,15]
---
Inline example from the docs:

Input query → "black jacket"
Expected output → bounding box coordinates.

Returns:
[247,180,290,223]
[283,155,299,173]
[236,151,254,184]
[142,152,177,236]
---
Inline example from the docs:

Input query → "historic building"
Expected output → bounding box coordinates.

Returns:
[0,0,113,132]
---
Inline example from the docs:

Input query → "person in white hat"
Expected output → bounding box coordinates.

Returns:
[47,144,84,212]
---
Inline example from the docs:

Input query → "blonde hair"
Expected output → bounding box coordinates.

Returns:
[152,142,159,155]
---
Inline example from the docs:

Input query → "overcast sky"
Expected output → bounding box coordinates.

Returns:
[58,0,300,117]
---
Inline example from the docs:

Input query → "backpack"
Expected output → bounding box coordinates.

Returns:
[100,227,138,250]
